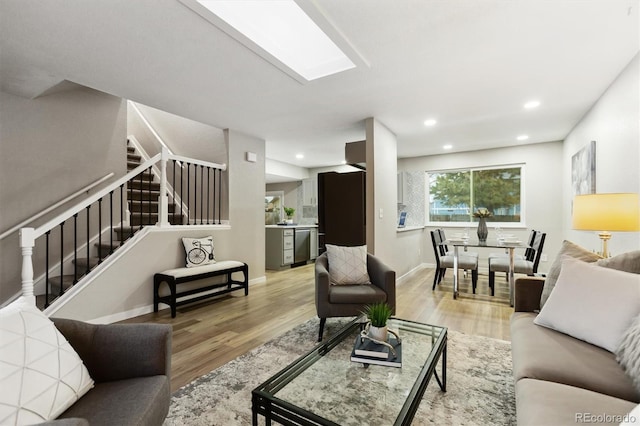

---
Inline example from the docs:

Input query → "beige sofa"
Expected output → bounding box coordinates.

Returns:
[511,277,639,425]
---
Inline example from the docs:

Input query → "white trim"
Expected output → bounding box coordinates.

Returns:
[43,226,153,317]
[33,154,161,239]
[88,304,156,324]
[0,173,114,241]
[169,153,227,171]
[425,164,526,227]
[396,263,431,285]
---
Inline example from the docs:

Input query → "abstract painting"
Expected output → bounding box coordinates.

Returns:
[571,140,596,197]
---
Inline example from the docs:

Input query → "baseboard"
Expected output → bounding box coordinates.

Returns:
[88,304,155,324]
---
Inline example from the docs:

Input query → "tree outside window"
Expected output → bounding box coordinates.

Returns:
[428,166,522,223]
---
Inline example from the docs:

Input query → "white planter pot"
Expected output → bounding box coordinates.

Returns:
[368,325,388,342]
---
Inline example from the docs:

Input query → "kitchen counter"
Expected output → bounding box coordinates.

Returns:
[265,224,318,228]
[265,226,318,270]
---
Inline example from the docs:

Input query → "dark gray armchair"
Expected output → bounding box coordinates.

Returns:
[315,252,396,341]
[47,319,172,426]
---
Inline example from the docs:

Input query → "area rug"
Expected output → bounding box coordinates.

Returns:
[165,318,516,426]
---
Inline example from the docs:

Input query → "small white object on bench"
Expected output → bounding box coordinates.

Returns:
[154,260,248,318]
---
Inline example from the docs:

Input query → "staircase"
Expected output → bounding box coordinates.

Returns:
[110,142,183,242]
[37,141,184,309]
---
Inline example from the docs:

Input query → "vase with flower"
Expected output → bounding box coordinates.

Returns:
[473,208,492,242]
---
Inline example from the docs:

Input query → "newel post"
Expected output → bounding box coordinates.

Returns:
[19,227,36,305]
[158,147,170,227]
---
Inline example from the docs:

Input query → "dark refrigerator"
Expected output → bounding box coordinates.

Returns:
[317,171,366,252]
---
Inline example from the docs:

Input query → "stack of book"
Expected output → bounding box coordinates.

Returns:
[350,335,402,368]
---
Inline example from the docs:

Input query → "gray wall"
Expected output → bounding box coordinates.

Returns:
[398,141,564,275]
[563,53,640,256]
[52,128,266,322]
[0,88,126,302]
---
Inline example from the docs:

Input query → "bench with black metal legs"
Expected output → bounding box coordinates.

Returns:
[154,260,248,318]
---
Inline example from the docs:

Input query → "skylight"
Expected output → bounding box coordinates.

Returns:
[197,0,356,81]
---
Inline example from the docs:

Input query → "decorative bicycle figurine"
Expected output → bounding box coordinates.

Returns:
[187,239,214,265]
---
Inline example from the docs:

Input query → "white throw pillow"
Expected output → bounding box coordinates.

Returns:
[534,257,640,353]
[325,244,371,285]
[182,236,216,267]
[620,403,640,425]
[0,297,94,424]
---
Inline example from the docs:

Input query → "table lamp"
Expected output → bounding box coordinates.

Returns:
[572,193,640,258]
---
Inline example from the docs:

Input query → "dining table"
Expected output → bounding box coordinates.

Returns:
[445,238,528,306]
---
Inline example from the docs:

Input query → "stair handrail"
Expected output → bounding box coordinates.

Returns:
[0,173,115,241]
[18,149,227,305]
[30,154,160,241]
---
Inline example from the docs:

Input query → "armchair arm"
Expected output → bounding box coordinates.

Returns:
[514,277,545,312]
[367,254,396,314]
[52,318,172,383]
[315,253,331,316]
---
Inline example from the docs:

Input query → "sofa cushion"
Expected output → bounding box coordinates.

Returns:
[515,378,637,426]
[511,312,639,402]
[534,256,640,352]
[329,284,386,304]
[617,314,640,395]
[597,250,640,274]
[58,375,170,426]
[0,297,94,424]
[540,240,602,308]
[326,244,371,285]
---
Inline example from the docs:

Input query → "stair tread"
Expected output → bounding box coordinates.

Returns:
[48,275,78,288]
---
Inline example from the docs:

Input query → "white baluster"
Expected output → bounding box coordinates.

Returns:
[19,227,36,305]
[158,146,170,227]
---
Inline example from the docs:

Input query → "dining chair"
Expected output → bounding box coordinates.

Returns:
[488,229,537,261]
[438,228,478,259]
[488,231,546,295]
[430,229,479,292]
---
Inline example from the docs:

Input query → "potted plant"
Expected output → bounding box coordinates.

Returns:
[363,302,393,342]
[283,207,295,224]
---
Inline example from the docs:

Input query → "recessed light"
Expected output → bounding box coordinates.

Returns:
[443,144,453,150]
[517,135,529,141]
[424,119,437,126]
[524,100,540,109]
[296,153,304,159]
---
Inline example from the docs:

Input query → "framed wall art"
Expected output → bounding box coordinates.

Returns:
[571,140,596,197]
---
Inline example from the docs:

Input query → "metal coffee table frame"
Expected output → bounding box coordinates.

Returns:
[252,317,447,426]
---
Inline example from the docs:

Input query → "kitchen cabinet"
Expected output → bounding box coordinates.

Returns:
[303,178,317,206]
[266,226,318,270]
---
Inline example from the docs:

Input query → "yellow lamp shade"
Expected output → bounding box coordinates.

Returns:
[572,193,640,232]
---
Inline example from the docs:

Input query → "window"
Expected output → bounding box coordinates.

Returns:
[427,165,524,225]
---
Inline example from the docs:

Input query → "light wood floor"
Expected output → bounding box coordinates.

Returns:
[121,264,514,392]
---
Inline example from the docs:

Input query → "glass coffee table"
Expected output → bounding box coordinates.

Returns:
[252,317,447,426]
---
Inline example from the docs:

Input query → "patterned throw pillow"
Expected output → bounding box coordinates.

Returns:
[325,244,371,285]
[617,314,640,395]
[540,240,602,308]
[0,297,94,424]
[182,236,216,268]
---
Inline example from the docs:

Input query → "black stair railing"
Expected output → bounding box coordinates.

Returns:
[19,151,227,309]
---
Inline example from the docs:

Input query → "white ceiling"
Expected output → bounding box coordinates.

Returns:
[1,0,638,170]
